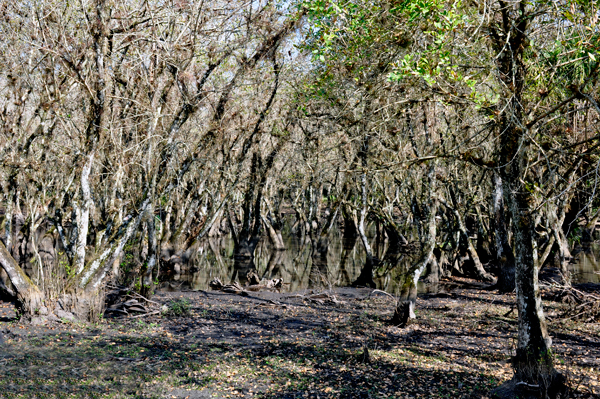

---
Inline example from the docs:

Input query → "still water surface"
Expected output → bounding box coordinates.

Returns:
[158,233,600,294]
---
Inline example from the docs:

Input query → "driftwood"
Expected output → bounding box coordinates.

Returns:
[209,278,224,290]
[542,281,600,322]
[208,278,248,295]
[252,299,288,309]
[209,276,284,296]
[246,271,284,291]
[222,282,248,295]
[246,278,284,291]
[105,298,149,315]
[105,285,159,317]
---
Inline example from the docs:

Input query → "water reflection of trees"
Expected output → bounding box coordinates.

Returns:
[570,245,600,284]
[164,226,442,296]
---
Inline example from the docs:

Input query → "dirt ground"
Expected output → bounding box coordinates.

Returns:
[0,278,598,399]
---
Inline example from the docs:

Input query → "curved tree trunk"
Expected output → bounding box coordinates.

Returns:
[262,215,285,250]
[0,240,44,319]
[440,197,496,283]
[393,196,438,327]
[392,164,438,327]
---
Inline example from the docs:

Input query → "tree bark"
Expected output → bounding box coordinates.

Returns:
[393,196,437,326]
[0,240,44,319]
[491,3,557,388]
[493,174,516,292]
[141,204,158,298]
[392,164,438,326]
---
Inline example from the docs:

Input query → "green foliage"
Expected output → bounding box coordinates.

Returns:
[120,252,134,272]
[164,298,192,317]
[301,0,409,90]
[55,252,75,279]
[568,226,583,247]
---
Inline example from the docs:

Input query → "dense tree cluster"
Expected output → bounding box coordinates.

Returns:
[0,0,599,396]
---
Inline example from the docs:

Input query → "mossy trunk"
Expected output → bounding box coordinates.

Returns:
[491,6,558,390]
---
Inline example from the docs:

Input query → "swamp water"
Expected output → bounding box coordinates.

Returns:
[570,244,600,284]
[158,232,600,295]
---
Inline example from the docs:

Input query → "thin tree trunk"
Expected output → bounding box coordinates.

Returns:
[354,135,376,288]
[354,169,376,288]
[443,200,496,283]
[392,164,438,326]
[3,188,14,250]
[141,204,158,297]
[262,215,285,250]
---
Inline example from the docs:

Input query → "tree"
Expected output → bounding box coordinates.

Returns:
[300,0,599,394]
[0,0,304,320]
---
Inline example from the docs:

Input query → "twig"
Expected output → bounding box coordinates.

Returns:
[128,310,161,319]
[124,292,161,307]
[515,381,540,389]
[367,289,397,301]
[503,306,515,317]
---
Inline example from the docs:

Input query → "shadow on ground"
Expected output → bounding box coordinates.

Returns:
[0,285,597,398]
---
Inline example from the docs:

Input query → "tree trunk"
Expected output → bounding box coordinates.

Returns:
[0,240,44,319]
[74,151,95,275]
[493,174,516,292]
[352,135,377,288]
[392,164,438,326]
[3,186,14,250]
[549,208,571,278]
[141,204,158,298]
[393,196,437,327]
[444,200,496,283]
[262,215,285,250]
[309,234,329,287]
[232,237,259,286]
[489,5,560,392]
[503,174,555,386]
[354,164,377,288]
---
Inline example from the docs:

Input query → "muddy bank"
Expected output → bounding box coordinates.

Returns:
[0,281,598,398]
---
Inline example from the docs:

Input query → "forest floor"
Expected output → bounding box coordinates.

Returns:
[0,276,598,399]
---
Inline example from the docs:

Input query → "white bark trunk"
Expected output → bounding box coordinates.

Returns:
[358,171,373,262]
[4,193,13,250]
[75,151,95,275]
[262,215,285,250]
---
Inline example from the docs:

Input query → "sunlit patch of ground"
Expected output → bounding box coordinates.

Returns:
[0,282,597,398]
